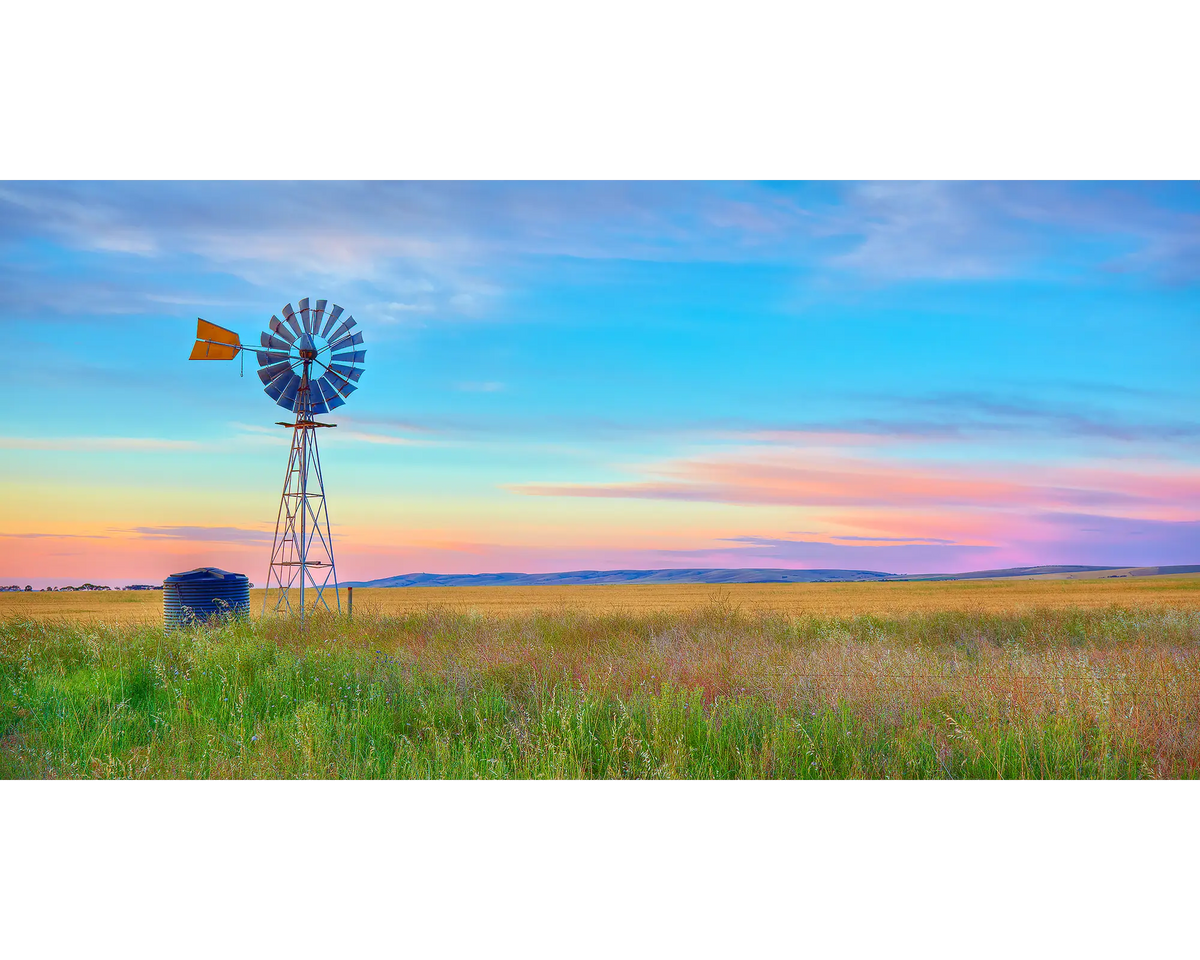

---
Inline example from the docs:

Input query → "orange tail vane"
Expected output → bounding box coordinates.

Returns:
[189,319,242,360]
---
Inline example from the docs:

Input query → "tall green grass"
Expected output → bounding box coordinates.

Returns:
[2,605,1197,778]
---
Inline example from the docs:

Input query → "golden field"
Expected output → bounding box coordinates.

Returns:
[4,575,1199,624]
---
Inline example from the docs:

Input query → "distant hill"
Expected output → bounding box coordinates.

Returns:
[902,565,1121,581]
[343,564,1200,588]
[906,564,1200,581]
[343,568,894,588]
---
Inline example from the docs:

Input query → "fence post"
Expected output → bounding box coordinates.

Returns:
[347,586,353,618]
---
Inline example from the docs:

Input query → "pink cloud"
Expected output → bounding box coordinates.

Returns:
[510,449,1200,516]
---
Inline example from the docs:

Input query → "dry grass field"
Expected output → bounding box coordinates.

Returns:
[5,575,1200,624]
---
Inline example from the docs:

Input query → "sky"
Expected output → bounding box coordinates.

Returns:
[2,180,1198,587]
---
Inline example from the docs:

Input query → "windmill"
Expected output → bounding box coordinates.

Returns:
[188,299,366,620]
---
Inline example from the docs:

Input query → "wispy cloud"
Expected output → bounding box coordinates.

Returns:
[826,534,959,544]
[0,262,250,320]
[0,532,106,540]
[4,182,1199,292]
[894,390,1200,445]
[126,525,273,543]
[0,436,204,452]
[364,300,436,325]
[653,535,996,574]
[825,181,1200,284]
[826,181,1023,280]
[334,430,436,447]
[509,447,1200,513]
[334,414,444,436]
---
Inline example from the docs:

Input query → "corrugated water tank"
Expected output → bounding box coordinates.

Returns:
[163,567,250,630]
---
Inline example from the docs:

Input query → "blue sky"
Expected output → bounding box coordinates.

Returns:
[2,181,1198,585]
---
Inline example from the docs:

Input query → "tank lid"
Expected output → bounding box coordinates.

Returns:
[164,567,248,583]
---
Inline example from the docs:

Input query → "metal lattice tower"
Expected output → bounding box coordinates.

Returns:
[187,298,367,622]
[264,374,340,618]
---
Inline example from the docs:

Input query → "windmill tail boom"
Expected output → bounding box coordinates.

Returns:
[189,318,243,360]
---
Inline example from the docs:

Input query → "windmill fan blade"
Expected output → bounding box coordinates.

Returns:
[313,380,342,406]
[298,298,311,333]
[316,378,338,408]
[258,360,293,385]
[281,303,304,338]
[279,373,303,408]
[312,299,327,334]
[322,368,355,391]
[329,363,364,382]
[260,331,291,351]
[326,316,357,344]
[329,331,364,352]
[332,350,367,364]
[321,378,341,403]
[321,304,344,338]
[319,373,355,400]
[263,368,293,401]
[269,316,297,345]
[256,350,290,367]
[323,381,344,406]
